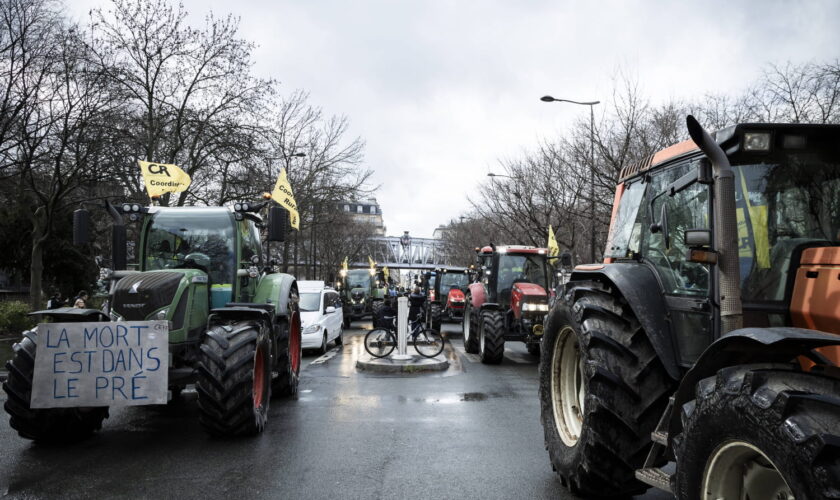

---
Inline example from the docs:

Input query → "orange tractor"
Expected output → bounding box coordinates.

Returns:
[539,117,840,498]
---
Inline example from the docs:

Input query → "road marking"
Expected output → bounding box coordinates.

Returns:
[308,346,341,366]
[504,352,533,364]
[454,345,480,363]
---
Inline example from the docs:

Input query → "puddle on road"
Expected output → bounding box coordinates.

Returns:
[460,392,487,402]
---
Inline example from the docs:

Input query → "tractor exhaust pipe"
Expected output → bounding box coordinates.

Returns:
[686,115,742,334]
[105,201,127,271]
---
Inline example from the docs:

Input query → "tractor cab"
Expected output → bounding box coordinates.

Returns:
[422,267,470,329]
[475,245,550,308]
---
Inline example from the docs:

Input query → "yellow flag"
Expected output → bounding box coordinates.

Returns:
[138,160,191,198]
[368,256,376,270]
[270,168,299,230]
[342,257,349,272]
[383,266,390,282]
[547,225,560,258]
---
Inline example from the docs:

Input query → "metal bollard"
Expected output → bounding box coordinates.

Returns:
[392,296,412,360]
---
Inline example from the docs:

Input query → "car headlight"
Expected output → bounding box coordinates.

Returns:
[522,302,549,312]
[155,308,169,320]
[302,324,321,334]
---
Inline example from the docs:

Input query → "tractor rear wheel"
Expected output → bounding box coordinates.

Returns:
[673,365,840,499]
[463,299,479,354]
[272,312,302,398]
[2,330,108,443]
[479,310,505,364]
[430,303,442,332]
[196,321,272,436]
[539,281,674,497]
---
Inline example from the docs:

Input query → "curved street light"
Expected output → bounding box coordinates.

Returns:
[541,95,599,262]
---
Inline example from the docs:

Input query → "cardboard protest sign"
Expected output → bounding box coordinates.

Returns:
[30,321,169,408]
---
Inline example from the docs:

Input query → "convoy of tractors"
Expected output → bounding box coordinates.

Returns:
[3,116,839,499]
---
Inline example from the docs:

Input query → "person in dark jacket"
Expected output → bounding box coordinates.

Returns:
[408,287,426,326]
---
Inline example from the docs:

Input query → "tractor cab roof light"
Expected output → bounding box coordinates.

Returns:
[122,203,132,213]
[743,132,771,152]
[131,204,140,212]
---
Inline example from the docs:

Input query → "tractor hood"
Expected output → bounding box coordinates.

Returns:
[350,288,367,301]
[512,282,547,297]
[448,288,466,301]
[111,270,196,321]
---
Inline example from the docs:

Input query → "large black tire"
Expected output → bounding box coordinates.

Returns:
[2,330,109,442]
[196,321,272,436]
[430,303,442,332]
[539,281,674,497]
[479,310,505,364]
[673,365,840,499]
[463,298,479,354]
[371,300,384,327]
[272,312,302,398]
[335,326,344,346]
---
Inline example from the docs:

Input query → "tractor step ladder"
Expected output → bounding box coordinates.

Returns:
[635,396,675,493]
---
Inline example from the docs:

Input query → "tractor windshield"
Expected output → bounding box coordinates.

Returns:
[143,209,236,286]
[440,272,469,292]
[498,254,548,293]
[735,149,840,302]
[346,269,371,289]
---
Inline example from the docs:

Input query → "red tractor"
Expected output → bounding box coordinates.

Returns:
[423,267,470,330]
[463,245,551,363]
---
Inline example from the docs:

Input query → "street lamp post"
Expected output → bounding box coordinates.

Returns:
[540,95,599,263]
[487,172,523,218]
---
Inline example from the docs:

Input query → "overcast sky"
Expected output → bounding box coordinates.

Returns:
[68,0,840,237]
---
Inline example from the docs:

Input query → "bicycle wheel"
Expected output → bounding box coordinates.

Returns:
[413,328,445,358]
[364,328,396,358]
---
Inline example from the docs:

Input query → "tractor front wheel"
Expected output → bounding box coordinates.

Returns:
[272,312,302,398]
[430,303,442,332]
[196,321,272,436]
[539,281,673,496]
[463,298,479,354]
[371,300,384,327]
[479,310,505,364]
[673,365,840,499]
[2,330,108,442]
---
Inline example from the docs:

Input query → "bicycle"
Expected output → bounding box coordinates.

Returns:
[364,314,445,359]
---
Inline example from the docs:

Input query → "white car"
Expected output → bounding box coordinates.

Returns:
[299,281,344,354]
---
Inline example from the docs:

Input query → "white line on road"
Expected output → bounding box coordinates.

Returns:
[308,347,341,366]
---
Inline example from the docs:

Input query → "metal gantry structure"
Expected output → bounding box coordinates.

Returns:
[353,235,452,269]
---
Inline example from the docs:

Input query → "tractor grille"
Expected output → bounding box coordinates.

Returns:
[112,272,184,321]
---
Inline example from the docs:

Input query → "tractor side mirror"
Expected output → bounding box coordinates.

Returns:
[560,252,572,267]
[650,203,671,250]
[73,208,90,245]
[267,206,287,242]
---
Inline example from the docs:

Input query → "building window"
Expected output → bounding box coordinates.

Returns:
[370,206,376,214]
[357,205,363,213]
[343,204,350,212]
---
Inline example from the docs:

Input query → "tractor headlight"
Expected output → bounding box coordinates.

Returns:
[155,308,169,320]
[522,302,549,312]
[744,132,771,151]
[303,324,321,334]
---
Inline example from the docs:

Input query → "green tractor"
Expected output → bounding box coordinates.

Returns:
[337,267,387,327]
[2,201,302,441]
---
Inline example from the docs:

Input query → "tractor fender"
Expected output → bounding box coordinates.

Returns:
[480,302,501,311]
[467,283,486,309]
[253,273,298,317]
[569,263,681,380]
[209,305,273,324]
[667,327,840,438]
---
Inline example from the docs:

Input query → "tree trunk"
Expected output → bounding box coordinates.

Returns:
[29,207,48,311]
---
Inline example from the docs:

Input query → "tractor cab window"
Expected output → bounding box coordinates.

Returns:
[497,254,548,295]
[440,272,469,292]
[735,151,840,303]
[346,269,371,290]
[143,209,236,286]
[645,163,711,296]
[605,180,645,258]
[239,221,261,266]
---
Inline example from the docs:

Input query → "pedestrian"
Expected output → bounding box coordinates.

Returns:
[47,292,64,309]
[73,290,89,309]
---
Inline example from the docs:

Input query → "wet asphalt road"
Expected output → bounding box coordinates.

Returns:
[0,322,673,499]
